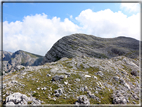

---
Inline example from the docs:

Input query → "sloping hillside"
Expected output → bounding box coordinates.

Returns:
[42,33,139,64]
[3,56,140,105]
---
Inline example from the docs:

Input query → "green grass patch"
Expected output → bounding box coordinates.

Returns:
[94,88,113,104]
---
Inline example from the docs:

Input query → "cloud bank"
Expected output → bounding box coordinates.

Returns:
[76,9,140,39]
[3,9,140,55]
[3,13,80,55]
[120,3,140,13]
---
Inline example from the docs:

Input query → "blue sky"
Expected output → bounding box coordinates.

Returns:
[3,3,136,22]
[3,2,140,55]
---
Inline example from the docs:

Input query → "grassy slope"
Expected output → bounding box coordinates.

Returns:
[3,56,140,104]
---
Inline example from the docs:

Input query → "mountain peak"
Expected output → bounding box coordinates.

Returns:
[2,50,43,73]
[42,33,139,64]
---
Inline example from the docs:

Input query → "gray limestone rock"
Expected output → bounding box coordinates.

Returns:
[113,76,119,81]
[112,91,128,104]
[96,71,104,77]
[5,92,41,105]
[52,75,64,81]
[42,33,139,64]
[87,91,96,99]
[46,74,51,77]
[54,88,63,97]
[75,95,90,105]
[80,87,85,92]
[84,86,88,91]
[75,78,80,82]
[119,78,125,84]
[132,94,139,100]
[131,70,138,76]
[15,65,25,71]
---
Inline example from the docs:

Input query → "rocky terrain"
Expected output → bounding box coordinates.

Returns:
[2,33,141,106]
[3,56,140,106]
[0,51,12,74]
[1,50,43,74]
[42,33,139,64]
[0,50,43,105]
[1,51,13,61]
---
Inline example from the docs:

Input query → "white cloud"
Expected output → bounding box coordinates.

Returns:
[3,13,80,55]
[75,9,140,40]
[120,3,140,13]
[70,15,73,19]
[3,9,140,56]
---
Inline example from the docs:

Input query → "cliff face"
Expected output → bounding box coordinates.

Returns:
[0,51,13,74]
[2,50,43,73]
[9,50,43,66]
[2,51,13,61]
[42,33,139,64]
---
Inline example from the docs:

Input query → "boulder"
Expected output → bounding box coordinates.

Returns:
[75,78,80,82]
[41,87,47,90]
[113,76,119,81]
[84,86,88,91]
[132,94,139,100]
[87,91,95,99]
[52,75,64,81]
[11,80,18,84]
[80,87,85,92]
[64,81,68,85]
[54,88,63,97]
[124,83,130,90]
[84,75,91,78]
[15,65,25,71]
[46,74,51,77]
[75,95,90,105]
[131,70,138,76]
[119,78,125,84]
[93,76,97,79]
[5,92,41,105]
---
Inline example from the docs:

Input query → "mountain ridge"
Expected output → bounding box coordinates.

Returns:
[42,33,139,64]
[1,50,43,73]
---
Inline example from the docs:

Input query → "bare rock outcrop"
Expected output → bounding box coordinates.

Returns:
[42,33,139,64]
[5,92,41,105]
[2,50,43,73]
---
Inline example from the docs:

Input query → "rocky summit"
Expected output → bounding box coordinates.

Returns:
[2,33,141,106]
[42,33,139,64]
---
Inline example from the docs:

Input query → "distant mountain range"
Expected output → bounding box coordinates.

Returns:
[1,50,43,73]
